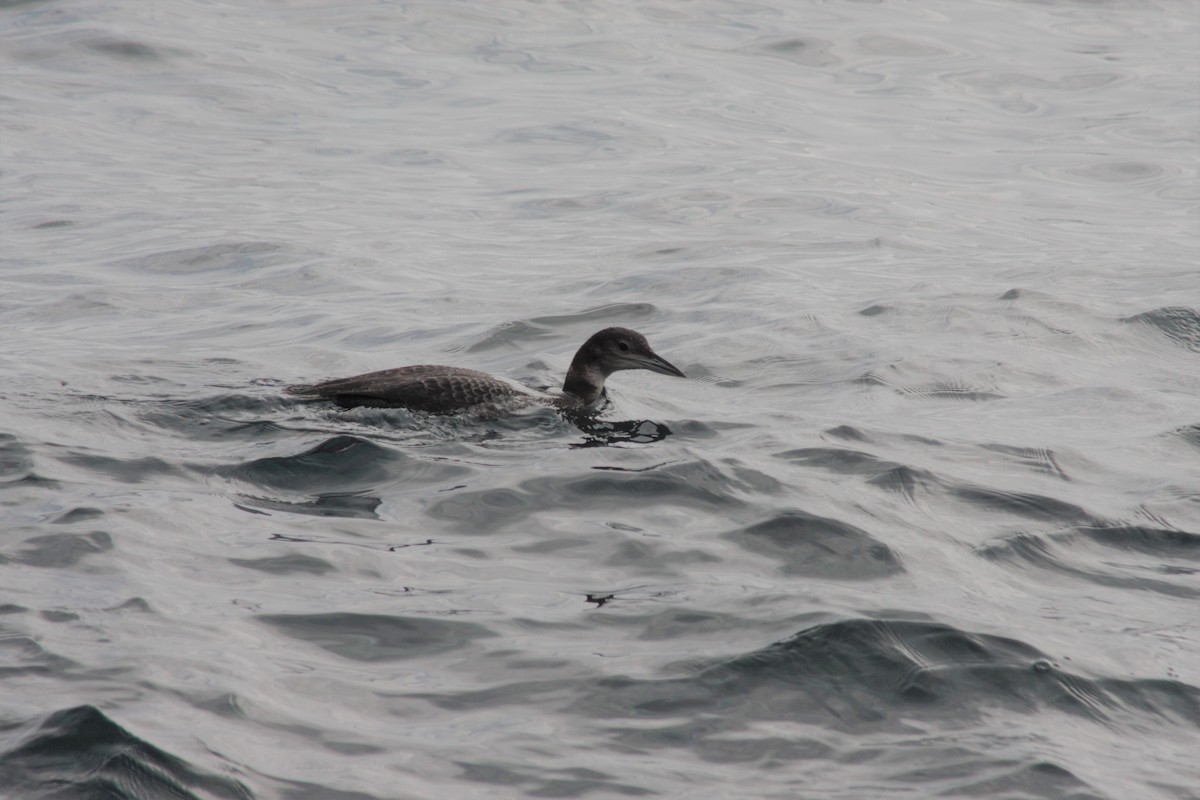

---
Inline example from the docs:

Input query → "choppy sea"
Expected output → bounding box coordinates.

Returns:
[2,0,1198,798]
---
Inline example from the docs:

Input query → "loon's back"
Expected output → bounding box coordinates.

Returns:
[286,365,544,414]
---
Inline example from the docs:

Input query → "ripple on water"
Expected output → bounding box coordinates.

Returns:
[857,368,1006,403]
[1066,160,1166,184]
[258,613,496,662]
[1,531,112,569]
[948,485,1099,526]
[978,524,1200,599]
[1173,423,1200,450]
[777,446,944,504]
[721,510,902,580]
[582,618,1200,728]
[426,458,753,531]
[0,433,35,483]
[1123,306,1200,352]
[0,705,254,800]
[221,436,408,493]
[228,553,337,576]
[401,616,1197,796]
[219,435,471,519]
[114,241,306,277]
[137,391,294,443]
[60,452,184,484]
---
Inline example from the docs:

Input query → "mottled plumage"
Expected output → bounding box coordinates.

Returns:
[286,327,684,414]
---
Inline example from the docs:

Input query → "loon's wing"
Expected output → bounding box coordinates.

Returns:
[287,365,531,413]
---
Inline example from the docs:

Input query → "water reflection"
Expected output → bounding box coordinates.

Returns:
[568,414,673,447]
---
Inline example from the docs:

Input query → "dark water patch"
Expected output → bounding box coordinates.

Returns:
[234,492,382,520]
[979,525,1200,598]
[259,613,495,662]
[60,452,183,484]
[86,39,165,60]
[454,760,654,798]
[777,446,893,475]
[815,427,950,454]
[1070,160,1165,184]
[866,465,937,499]
[740,35,841,68]
[0,625,77,677]
[228,554,337,575]
[2,531,112,568]
[777,447,940,499]
[601,607,784,641]
[824,424,869,442]
[581,619,1200,729]
[140,392,293,442]
[2,472,63,491]
[0,705,253,800]
[949,486,1098,526]
[220,435,466,495]
[409,619,1200,747]
[859,303,890,316]
[1123,307,1200,351]
[899,382,1006,401]
[426,459,745,531]
[1172,423,1200,449]
[721,511,902,579]
[981,443,1069,479]
[596,536,722,572]
[109,597,153,614]
[889,758,1102,800]
[1084,525,1200,558]
[0,433,34,482]
[52,506,105,524]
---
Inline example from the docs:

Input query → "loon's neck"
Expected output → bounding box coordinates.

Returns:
[561,359,606,406]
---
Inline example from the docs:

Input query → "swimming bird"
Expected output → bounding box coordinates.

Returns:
[286,327,685,414]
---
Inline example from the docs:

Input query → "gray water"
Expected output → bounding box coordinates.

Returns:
[2,0,1199,798]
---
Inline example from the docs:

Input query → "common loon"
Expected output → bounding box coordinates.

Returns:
[286,327,685,414]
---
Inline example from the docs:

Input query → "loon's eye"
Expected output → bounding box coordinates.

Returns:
[618,342,629,352]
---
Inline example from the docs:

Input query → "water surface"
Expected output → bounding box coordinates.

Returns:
[2,0,1198,798]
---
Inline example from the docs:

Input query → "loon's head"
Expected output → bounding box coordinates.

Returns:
[562,327,684,405]
[583,327,685,378]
